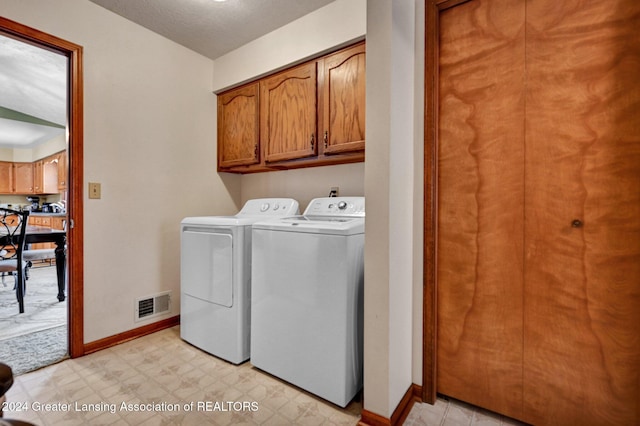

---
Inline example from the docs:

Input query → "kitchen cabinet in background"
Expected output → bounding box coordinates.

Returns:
[13,162,34,194]
[0,162,13,193]
[56,151,67,191]
[29,215,65,230]
[0,151,64,195]
[33,157,58,194]
[0,161,34,194]
[30,215,51,227]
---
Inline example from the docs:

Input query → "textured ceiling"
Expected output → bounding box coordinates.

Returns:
[88,0,336,60]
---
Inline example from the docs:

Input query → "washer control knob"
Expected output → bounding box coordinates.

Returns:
[260,203,270,212]
[338,201,348,210]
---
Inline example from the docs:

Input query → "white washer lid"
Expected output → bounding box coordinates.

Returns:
[252,215,364,235]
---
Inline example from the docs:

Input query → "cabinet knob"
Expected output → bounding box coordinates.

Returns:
[324,130,328,149]
[571,219,583,228]
[310,134,315,150]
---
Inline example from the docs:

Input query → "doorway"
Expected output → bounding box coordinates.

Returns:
[0,16,84,360]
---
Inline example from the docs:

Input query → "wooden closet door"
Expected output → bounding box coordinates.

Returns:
[523,1,640,424]
[436,0,526,420]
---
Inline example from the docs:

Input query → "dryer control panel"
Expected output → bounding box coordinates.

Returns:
[238,198,300,216]
[303,197,365,217]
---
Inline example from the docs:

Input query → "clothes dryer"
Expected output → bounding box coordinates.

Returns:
[251,197,365,407]
[180,198,299,364]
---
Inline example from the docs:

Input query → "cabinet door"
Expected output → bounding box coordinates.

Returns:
[57,151,67,190]
[52,216,66,230]
[33,158,58,194]
[33,161,42,193]
[319,42,366,155]
[0,162,12,193]
[14,163,34,194]
[260,62,317,163]
[43,157,59,194]
[217,83,260,169]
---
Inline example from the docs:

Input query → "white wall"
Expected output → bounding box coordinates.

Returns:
[364,0,424,417]
[1,0,238,342]
[239,163,364,210]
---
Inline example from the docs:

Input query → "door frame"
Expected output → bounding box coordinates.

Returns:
[0,17,84,358]
[423,0,472,404]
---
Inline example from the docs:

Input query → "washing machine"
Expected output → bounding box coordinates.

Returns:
[180,198,299,364]
[250,197,365,407]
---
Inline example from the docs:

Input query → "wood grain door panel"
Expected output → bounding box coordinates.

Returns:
[321,42,366,155]
[523,1,640,424]
[14,162,34,194]
[0,162,13,193]
[433,0,640,424]
[261,62,317,163]
[217,83,260,169]
[436,0,526,419]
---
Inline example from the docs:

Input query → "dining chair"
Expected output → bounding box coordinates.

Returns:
[0,362,36,425]
[0,208,30,313]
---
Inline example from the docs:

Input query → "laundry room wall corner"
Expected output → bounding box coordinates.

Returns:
[363,0,423,419]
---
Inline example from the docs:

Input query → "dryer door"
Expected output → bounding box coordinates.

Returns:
[181,228,233,307]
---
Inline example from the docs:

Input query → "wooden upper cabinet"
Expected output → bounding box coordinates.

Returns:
[33,157,58,194]
[216,41,366,173]
[217,83,260,169]
[0,151,65,195]
[260,61,318,163]
[13,163,34,194]
[56,151,67,191]
[0,162,13,193]
[319,42,366,155]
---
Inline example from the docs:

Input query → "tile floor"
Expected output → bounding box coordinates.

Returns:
[405,398,527,426]
[3,324,528,426]
[4,326,362,425]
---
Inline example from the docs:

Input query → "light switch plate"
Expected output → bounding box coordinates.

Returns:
[89,182,101,199]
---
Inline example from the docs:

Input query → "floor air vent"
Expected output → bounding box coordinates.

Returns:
[135,291,171,322]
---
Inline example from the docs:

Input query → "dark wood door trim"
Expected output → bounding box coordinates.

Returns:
[423,0,472,404]
[0,16,84,358]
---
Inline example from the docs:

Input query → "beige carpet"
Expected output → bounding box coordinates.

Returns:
[0,264,67,339]
[0,265,68,375]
